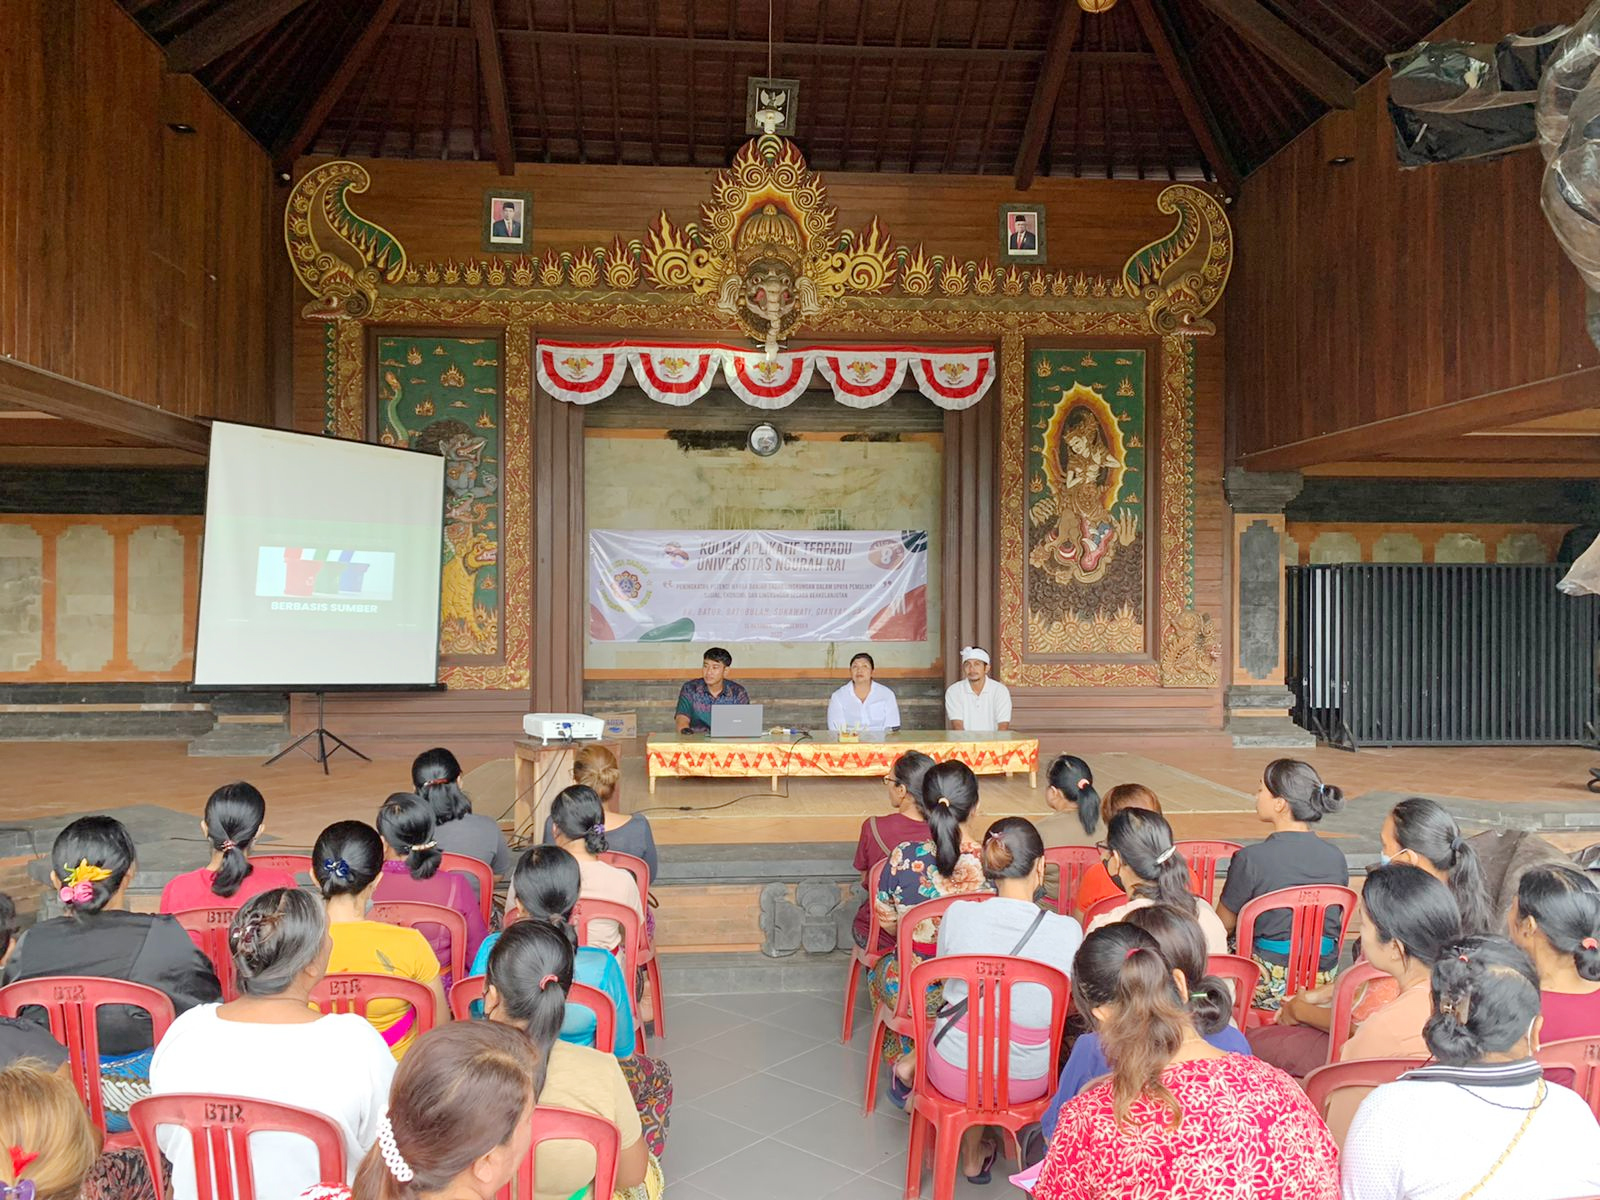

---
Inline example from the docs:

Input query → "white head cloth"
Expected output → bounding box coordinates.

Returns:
[960,646,991,665]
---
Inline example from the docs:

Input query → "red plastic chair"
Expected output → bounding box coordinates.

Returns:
[441,851,496,927]
[1235,884,1358,1026]
[599,851,665,1039]
[906,954,1072,1200]
[0,976,176,1149]
[1302,1057,1419,1123]
[1205,954,1262,1030]
[1041,847,1100,916]
[449,973,487,1020]
[1326,960,1388,1063]
[571,897,648,1057]
[371,900,468,985]
[1079,893,1127,930]
[843,858,892,1043]
[310,972,439,1041]
[170,907,242,1003]
[496,1105,620,1200]
[862,891,992,1115]
[1174,840,1242,904]
[250,853,314,882]
[1538,1034,1600,1118]
[448,974,619,1055]
[129,1093,346,1200]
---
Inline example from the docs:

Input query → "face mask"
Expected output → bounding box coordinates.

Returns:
[1377,852,1392,866]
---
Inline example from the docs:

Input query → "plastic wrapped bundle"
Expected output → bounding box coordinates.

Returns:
[1537,0,1600,158]
[1558,530,1600,596]
[1541,85,1600,291]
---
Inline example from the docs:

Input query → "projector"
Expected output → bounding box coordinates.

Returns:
[523,712,605,744]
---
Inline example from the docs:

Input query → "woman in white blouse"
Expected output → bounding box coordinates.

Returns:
[827,652,901,732]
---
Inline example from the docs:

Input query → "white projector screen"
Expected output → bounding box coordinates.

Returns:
[193,422,446,689]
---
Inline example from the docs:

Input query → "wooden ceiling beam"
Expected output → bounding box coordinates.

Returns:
[0,361,210,455]
[470,0,515,173]
[273,0,406,169]
[1012,2,1083,190]
[1191,0,1358,109]
[1131,0,1241,194]
[164,0,315,74]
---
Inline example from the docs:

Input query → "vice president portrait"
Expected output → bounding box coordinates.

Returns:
[826,652,901,733]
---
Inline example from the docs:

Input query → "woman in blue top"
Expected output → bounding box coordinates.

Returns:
[1041,902,1250,1142]
[468,845,671,1157]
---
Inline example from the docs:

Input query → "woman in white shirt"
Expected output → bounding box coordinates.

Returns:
[1341,935,1600,1200]
[1086,808,1230,953]
[827,652,901,732]
[149,888,396,1200]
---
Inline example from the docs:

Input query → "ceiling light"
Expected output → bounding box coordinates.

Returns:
[166,122,196,134]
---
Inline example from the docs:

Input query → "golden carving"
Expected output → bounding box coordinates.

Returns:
[1122,185,1233,336]
[284,161,408,320]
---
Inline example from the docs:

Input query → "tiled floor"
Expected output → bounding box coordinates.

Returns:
[657,987,1009,1200]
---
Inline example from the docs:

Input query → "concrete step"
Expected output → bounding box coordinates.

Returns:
[659,949,848,996]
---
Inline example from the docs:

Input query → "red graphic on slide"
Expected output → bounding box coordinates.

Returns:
[279,550,371,597]
[869,584,927,641]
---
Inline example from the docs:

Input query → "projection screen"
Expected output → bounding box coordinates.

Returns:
[193,422,445,689]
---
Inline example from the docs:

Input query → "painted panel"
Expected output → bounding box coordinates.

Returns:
[0,524,43,672]
[54,525,114,672]
[126,525,186,671]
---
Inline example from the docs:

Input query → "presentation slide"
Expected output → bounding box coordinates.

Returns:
[193,422,445,688]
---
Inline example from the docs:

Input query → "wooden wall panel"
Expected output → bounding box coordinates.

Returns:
[0,0,275,428]
[532,389,584,713]
[1227,0,1592,469]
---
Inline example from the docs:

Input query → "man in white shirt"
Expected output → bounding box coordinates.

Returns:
[944,645,1012,731]
[827,652,901,732]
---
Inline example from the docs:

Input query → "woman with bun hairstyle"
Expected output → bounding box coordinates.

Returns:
[1216,758,1351,1010]
[149,889,395,1200]
[867,761,994,1108]
[1341,936,1600,1200]
[550,785,644,955]
[1032,923,1337,1200]
[850,750,934,952]
[1508,863,1600,1044]
[929,817,1081,1181]
[160,782,297,912]
[411,747,511,877]
[373,793,487,981]
[1035,753,1102,848]
[1086,808,1229,953]
[541,745,659,879]
[1070,783,1163,917]
[313,821,445,1059]
[484,922,660,1200]
[2,816,220,1131]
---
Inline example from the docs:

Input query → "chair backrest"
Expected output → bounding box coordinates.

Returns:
[1235,884,1358,1001]
[440,852,495,926]
[1079,893,1126,930]
[1538,1034,1600,1119]
[249,854,314,883]
[1173,840,1242,904]
[1040,847,1100,916]
[908,954,1071,1113]
[310,972,439,1037]
[129,1092,346,1200]
[497,1105,620,1200]
[1204,954,1261,1030]
[0,976,177,1133]
[890,892,992,1021]
[170,907,242,1003]
[448,975,617,1054]
[598,851,651,911]
[857,858,890,955]
[1326,960,1388,1063]
[370,900,468,983]
[449,974,486,1020]
[1301,1057,1420,1122]
[571,897,643,985]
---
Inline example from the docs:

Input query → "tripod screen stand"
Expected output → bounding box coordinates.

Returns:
[264,691,369,774]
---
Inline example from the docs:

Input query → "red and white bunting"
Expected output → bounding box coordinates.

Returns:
[536,343,629,404]
[813,351,909,409]
[720,349,815,410]
[628,345,721,406]
[908,349,995,410]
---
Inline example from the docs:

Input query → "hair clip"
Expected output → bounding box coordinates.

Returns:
[59,859,112,901]
[0,1179,36,1200]
[1583,937,1599,951]
[1124,947,1144,961]
[377,1116,413,1183]
[322,858,352,880]
[423,776,456,788]
[409,840,438,852]
[219,839,238,852]
[58,881,94,906]
[593,823,606,834]
[7,1149,37,1179]
[537,973,558,989]
[1457,953,1470,963]
[1154,846,1176,865]
[936,797,951,807]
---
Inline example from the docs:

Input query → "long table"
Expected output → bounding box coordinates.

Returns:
[644,729,1039,793]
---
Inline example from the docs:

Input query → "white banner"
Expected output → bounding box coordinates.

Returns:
[588,529,929,643]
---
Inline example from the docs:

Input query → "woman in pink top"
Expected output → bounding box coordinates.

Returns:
[160,782,297,913]
[1508,863,1600,1043]
[550,785,645,955]
[371,793,487,985]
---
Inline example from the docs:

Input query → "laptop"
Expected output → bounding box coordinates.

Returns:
[709,703,764,738]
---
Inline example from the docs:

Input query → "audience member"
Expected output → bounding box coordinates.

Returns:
[0,893,67,1072]
[485,922,662,1200]
[1086,808,1228,952]
[1,816,221,1130]
[149,889,395,1199]
[412,747,512,877]
[867,761,994,1108]
[1217,758,1350,1010]
[1071,783,1161,916]
[312,821,444,1058]
[1507,863,1600,1043]
[374,792,488,982]
[1032,923,1338,1200]
[930,817,1080,1181]
[1341,936,1600,1200]
[1032,753,1100,908]
[0,1056,156,1200]
[159,782,298,913]
[1042,904,1250,1142]
[850,750,934,951]
[542,745,659,880]
[549,786,644,955]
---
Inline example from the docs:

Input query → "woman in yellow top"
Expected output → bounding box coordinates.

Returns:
[313,821,446,1059]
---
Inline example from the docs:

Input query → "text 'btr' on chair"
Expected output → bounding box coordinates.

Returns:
[129,1092,346,1200]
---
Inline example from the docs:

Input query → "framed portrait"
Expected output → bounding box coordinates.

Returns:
[482,190,532,253]
[999,203,1046,263]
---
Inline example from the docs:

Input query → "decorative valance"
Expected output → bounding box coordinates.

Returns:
[535,341,996,411]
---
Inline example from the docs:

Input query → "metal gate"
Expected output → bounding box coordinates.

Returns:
[1286,564,1600,748]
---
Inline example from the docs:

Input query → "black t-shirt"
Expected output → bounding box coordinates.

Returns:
[1218,830,1350,963]
[0,1015,68,1071]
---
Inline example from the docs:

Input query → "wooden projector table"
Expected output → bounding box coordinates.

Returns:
[644,729,1040,794]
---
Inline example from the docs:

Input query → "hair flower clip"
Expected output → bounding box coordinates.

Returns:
[57,858,112,906]
[322,858,352,880]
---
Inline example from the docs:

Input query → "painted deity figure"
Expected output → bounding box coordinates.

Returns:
[1056,409,1121,572]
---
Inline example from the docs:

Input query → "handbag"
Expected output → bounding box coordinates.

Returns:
[931,907,1049,1049]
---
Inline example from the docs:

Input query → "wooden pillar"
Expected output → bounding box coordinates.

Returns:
[531,389,585,713]
[942,399,999,676]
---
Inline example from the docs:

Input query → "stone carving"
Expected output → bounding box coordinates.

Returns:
[757,879,860,957]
